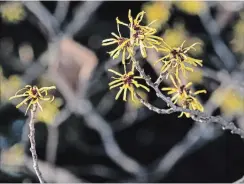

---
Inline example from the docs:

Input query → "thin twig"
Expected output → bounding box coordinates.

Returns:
[154,73,166,87]
[199,7,238,71]
[134,92,173,114]
[54,1,70,24]
[28,104,45,183]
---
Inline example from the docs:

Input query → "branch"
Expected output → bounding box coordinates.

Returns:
[199,7,238,71]
[28,104,45,183]
[134,92,174,115]
[24,155,85,183]
[154,73,165,87]
[64,1,103,37]
[54,1,70,24]
[147,95,224,182]
[23,1,60,40]
[234,175,244,183]
[75,99,147,180]
[132,59,244,138]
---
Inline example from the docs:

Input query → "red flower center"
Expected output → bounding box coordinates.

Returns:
[123,75,133,85]
[32,88,37,95]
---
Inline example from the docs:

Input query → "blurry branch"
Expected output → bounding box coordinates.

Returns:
[23,1,60,41]
[199,6,238,71]
[45,108,71,164]
[22,63,46,85]
[45,42,146,179]
[97,91,117,115]
[54,1,70,24]
[234,175,244,183]
[216,4,236,31]
[24,156,85,183]
[133,59,244,138]
[136,66,238,181]
[64,1,103,36]
[77,164,125,180]
[28,104,45,183]
[148,124,219,182]
[147,95,224,182]
[120,103,138,126]
[75,99,147,180]
[112,101,156,132]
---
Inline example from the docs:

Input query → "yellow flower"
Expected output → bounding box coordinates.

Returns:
[1,143,24,170]
[178,95,205,118]
[0,2,25,23]
[9,85,56,115]
[108,69,150,101]
[142,1,171,30]
[102,21,134,64]
[187,67,203,84]
[211,87,244,116]
[154,41,203,82]
[116,9,164,58]
[162,75,206,118]
[1,74,22,101]
[36,98,63,124]
[174,1,206,15]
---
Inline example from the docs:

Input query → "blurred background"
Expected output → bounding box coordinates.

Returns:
[1,1,244,183]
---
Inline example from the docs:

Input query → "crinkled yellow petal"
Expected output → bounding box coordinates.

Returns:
[194,90,207,95]
[170,75,178,88]
[9,94,28,100]
[108,69,123,76]
[185,82,193,89]
[16,96,31,108]
[116,17,128,27]
[138,84,150,92]
[123,87,128,101]
[115,87,124,100]
[140,40,147,58]
[135,11,146,24]
[109,82,124,90]
[109,79,123,86]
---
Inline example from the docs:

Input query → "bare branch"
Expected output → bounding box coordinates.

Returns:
[199,7,238,71]
[23,1,60,40]
[64,1,103,36]
[54,1,70,24]
[134,92,174,115]
[28,104,45,183]
[75,99,147,180]
[24,156,85,183]
[154,73,166,87]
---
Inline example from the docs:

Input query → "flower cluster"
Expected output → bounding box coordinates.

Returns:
[103,9,164,101]
[102,9,206,118]
[9,85,56,115]
[156,40,206,117]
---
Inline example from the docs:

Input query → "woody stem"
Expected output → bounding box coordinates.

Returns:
[28,104,45,183]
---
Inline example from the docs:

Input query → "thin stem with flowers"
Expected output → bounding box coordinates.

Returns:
[102,9,244,138]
